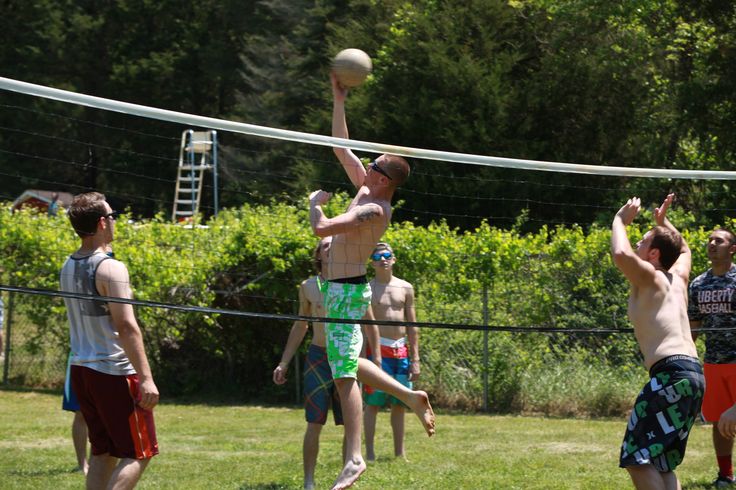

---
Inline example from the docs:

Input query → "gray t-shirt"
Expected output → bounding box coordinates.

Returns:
[688,265,736,364]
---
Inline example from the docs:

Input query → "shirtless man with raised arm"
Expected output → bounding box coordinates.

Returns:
[611,193,704,490]
[307,73,434,490]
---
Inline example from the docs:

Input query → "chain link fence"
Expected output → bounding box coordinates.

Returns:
[1,290,67,388]
[1,249,650,417]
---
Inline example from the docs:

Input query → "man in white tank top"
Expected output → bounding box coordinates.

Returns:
[61,192,159,489]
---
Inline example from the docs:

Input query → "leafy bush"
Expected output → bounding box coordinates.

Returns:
[0,201,721,415]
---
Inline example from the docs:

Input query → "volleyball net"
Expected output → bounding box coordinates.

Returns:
[0,76,734,412]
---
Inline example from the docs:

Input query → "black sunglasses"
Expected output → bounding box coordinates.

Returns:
[102,210,120,220]
[369,160,392,180]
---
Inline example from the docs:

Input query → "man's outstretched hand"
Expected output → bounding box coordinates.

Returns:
[616,197,641,226]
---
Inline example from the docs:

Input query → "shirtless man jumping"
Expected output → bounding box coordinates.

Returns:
[307,73,435,490]
[611,193,705,490]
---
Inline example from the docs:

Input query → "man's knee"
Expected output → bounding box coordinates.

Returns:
[334,377,355,387]
[365,404,380,414]
[305,422,324,436]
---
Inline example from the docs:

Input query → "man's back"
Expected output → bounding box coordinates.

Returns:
[61,252,135,375]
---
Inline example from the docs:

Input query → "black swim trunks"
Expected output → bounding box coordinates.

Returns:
[619,355,705,472]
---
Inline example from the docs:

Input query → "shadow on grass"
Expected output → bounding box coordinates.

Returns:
[0,385,61,396]
[238,483,293,490]
[682,480,715,489]
[159,393,301,409]
[10,466,83,477]
[0,386,296,409]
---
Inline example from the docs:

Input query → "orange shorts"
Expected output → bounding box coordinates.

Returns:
[702,363,736,422]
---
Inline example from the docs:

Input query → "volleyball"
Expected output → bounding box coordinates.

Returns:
[331,48,372,87]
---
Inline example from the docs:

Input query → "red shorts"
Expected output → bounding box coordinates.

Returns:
[702,363,736,422]
[71,365,159,459]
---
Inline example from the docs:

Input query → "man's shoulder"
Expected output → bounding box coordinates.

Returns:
[691,268,736,289]
[301,276,322,293]
[690,269,712,287]
[95,257,128,281]
[390,276,414,290]
[356,190,391,211]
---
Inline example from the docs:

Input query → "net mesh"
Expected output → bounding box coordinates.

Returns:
[0,78,733,413]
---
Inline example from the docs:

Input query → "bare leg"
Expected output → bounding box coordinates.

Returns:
[342,432,347,468]
[331,378,366,490]
[626,464,680,490]
[390,404,406,459]
[714,424,735,473]
[303,423,322,490]
[86,454,116,490]
[72,411,89,474]
[363,404,379,461]
[108,458,150,490]
[660,470,681,490]
[357,358,435,436]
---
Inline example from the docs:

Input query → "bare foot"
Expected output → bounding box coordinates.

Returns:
[331,457,366,490]
[407,390,435,436]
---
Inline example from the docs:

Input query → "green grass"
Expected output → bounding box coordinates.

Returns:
[0,389,723,489]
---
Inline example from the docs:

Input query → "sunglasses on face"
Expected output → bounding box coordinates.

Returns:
[369,160,393,180]
[102,210,120,220]
[371,252,393,261]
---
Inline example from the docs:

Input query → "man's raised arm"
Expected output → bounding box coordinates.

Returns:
[654,193,691,280]
[611,197,656,286]
[309,190,383,238]
[331,73,367,189]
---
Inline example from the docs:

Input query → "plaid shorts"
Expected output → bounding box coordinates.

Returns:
[303,344,343,425]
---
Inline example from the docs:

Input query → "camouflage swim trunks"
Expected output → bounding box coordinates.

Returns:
[619,355,704,472]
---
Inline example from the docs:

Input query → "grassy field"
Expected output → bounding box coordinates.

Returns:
[0,389,723,489]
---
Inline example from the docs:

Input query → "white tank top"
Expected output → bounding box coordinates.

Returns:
[60,252,135,375]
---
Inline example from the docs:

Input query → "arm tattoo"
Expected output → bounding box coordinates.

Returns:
[357,208,379,222]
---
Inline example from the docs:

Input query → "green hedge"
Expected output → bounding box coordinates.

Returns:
[0,200,727,415]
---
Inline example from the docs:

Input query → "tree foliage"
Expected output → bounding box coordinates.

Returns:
[1,1,735,229]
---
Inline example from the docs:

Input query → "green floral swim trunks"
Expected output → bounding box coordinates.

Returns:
[321,279,372,379]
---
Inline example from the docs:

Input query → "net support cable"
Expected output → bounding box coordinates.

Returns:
[0,283,724,335]
[2,76,736,180]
